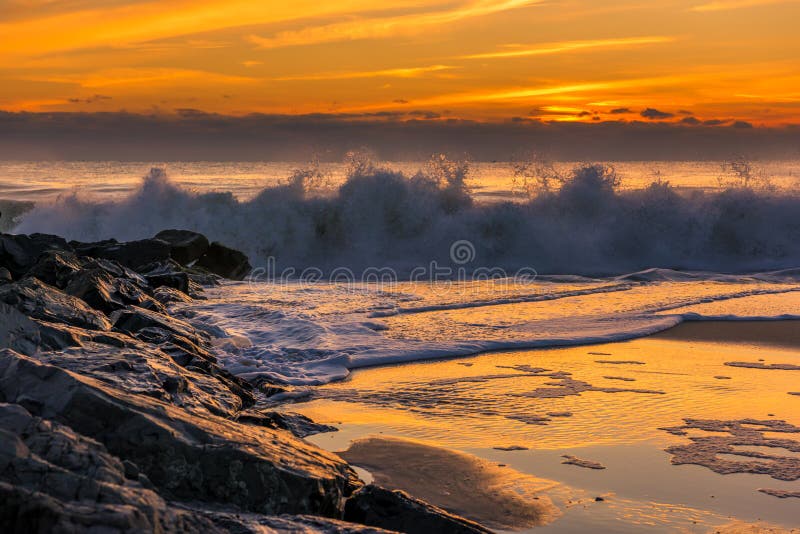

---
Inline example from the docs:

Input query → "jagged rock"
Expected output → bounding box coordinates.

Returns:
[0,303,43,355]
[197,510,396,533]
[237,411,338,438]
[0,233,71,278]
[0,351,361,516]
[344,485,491,534]
[36,343,248,418]
[65,268,162,315]
[154,230,210,266]
[73,238,172,272]
[196,242,252,281]
[0,278,111,331]
[0,267,11,284]
[24,250,83,289]
[112,305,204,344]
[0,403,223,533]
[153,286,193,305]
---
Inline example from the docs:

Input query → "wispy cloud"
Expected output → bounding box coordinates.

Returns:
[249,0,545,49]
[274,65,456,81]
[690,0,798,12]
[460,36,675,60]
[24,68,257,88]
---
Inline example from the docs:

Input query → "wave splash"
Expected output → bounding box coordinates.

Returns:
[17,159,800,276]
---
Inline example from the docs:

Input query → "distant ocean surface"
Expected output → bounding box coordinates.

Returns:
[2,159,800,203]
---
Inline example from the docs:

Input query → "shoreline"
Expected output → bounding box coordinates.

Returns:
[652,319,800,348]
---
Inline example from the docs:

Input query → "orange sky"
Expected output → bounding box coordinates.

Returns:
[2,0,799,124]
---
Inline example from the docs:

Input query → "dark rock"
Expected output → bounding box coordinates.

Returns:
[24,250,83,289]
[237,411,338,438]
[0,403,223,533]
[0,303,43,355]
[65,268,162,315]
[154,229,210,266]
[0,267,11,284]
[197,511,395,533]
[112,305,205,344]
[73,238,172,272]
[0,350,361,516]
[146,271,191,293]
[344,485,491,534]
[154,286,193,305]
[0,278,111,331]
[0,233,72,278]
[196,242,252,281]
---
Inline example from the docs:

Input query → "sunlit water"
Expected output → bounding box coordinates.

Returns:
[2,160,800,203]
[176,273,800,531]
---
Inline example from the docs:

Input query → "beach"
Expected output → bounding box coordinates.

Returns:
[293,321,800,532]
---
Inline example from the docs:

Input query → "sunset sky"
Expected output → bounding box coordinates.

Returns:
[2,0,799,125]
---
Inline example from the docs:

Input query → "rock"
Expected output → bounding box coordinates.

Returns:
[0,267,10,284]
[0,303,43,355]
[237,410,338,438]
[0,350,361,516]
[0,233,72,278]
[0,403,223,533]
[153,286,193,305]
[154,229,210,266]
[65,268,162,315]
[344,485,491,534]
[197,511,396,533]
[23,250,83,289]
[112,305,205,344]
[196,242,252,281]
[0,278,111,331]
[36,343,248,418]
[73,238,172,272]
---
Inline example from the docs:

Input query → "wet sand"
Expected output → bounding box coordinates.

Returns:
[654,320,800,348]
[298,321,800,532]
[338,437,560,530]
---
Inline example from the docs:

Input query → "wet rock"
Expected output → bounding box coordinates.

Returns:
[344,485,491,534]
[758,488,800,499]
[154,229,210,266]
[237,410,338,438]
[0,403,217,533]
[725,361,800,371]
[196,242,252,281]
[0,350,360,515]
[65,268,162,315]
[23,250,83,289]
[0,303,43,355]
[0,233,71,278]
[112,305,205,344]
[73,238,172,272]
[0,278,111,331]
[154,286,193,305]
[0,267,11,284]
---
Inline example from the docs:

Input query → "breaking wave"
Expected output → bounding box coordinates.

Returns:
[17,159,800,276]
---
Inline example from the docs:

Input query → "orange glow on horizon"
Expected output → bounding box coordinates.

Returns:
[1,0,799,125]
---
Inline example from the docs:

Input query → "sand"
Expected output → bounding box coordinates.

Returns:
[654,320,800,348]
[337,436,561,530]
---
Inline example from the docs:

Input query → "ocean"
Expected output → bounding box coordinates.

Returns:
[6,158,800,531]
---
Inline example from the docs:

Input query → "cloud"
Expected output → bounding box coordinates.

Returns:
[681,116,702,125]
[610,107,632,114]
[703,119,728,125]
[690,0,798,12]
[248,0,544,49]
[273,65,456,81]
[641,108,674,120]
[67,94,112,104]
[732,120,754,128]
[459,36,675,60]
[0,110,793,162]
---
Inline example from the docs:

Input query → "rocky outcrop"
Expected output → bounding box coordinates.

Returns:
[72,238,172,271]
[0,350,361,516]
[0,230,489,533]
[154,229,210,266]
[344,485,491,534]
[196,242,252,281]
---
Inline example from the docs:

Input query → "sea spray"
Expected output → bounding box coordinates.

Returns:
[17,158,800,276]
